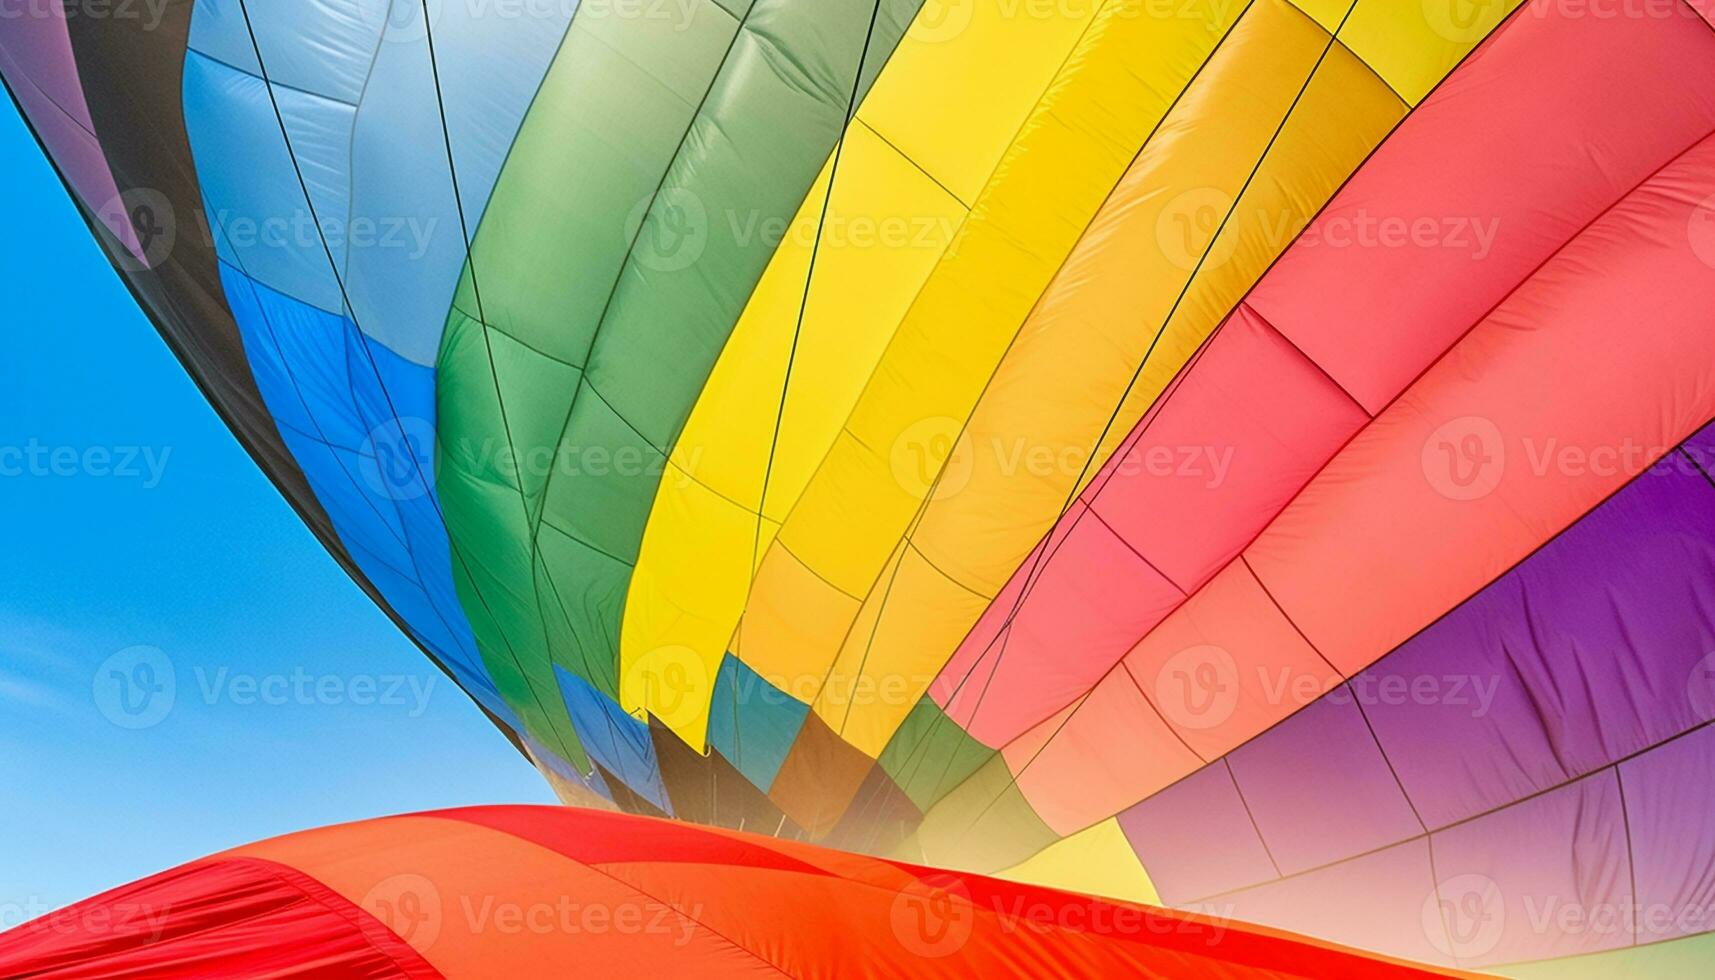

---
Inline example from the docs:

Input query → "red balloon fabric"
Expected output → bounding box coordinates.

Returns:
[0,806,1466,979]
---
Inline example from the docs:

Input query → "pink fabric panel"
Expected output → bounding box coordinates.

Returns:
[936,505,1184,749]
[1249,4,1715,414]
[1247,131,1715,676]
[1011,666,1201,835]
[0,15,140,258]
[1091,303,1370,590]
[1119,560,1339,763]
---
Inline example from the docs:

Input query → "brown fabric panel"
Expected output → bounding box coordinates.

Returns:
[821,763,921,857]
[650,721,801,836]
[766,714,877,839]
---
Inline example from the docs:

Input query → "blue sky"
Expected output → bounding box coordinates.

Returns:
[0,96,554,924]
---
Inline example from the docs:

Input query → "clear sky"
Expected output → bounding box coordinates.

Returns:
[0,95,555,926]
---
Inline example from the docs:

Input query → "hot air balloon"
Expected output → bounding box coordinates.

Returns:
[0,806,1462,978]
[6,0,1715,975]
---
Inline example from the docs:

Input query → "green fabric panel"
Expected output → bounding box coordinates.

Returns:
[529,0,925,709]
[896,754,1059,873]
[1497,934,1715,979]
[435,2,745,760]
[436,0,926,796]
[879,698,997,813]
[438,314,591,767]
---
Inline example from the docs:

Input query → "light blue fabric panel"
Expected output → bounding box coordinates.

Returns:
[184,51,346,313]
[187,0,577,363]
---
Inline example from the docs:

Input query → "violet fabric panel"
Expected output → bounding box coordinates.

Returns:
[1621,724,1715,947]
[1117,760,1276,905]
[0,12,140,257]
[1123,425,1715,967]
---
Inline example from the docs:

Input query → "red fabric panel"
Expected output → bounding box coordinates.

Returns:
[437,806,1462,980]
[0,857,441,980]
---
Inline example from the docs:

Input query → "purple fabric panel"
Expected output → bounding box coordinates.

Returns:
[1362,453,1715,828]
[0,13,140,257]
[1427,773,1633,968]
[1116,761,1276,905]
[1227,694,1423,876]
[1620,724,1715,946]
[1211,840,1448,968]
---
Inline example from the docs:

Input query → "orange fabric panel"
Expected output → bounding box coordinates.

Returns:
[230,816,774,977]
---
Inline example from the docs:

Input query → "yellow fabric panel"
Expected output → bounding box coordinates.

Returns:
[739,0,1249,757]
[996,819,1161,906]
[618,124,962,740]
[618,0,1070,745]
[1088,34,1406,472]
[823,0,1409,760]
[860,0,1101,205]
[1284,0,1524,104]
[1342,0,1524,104]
